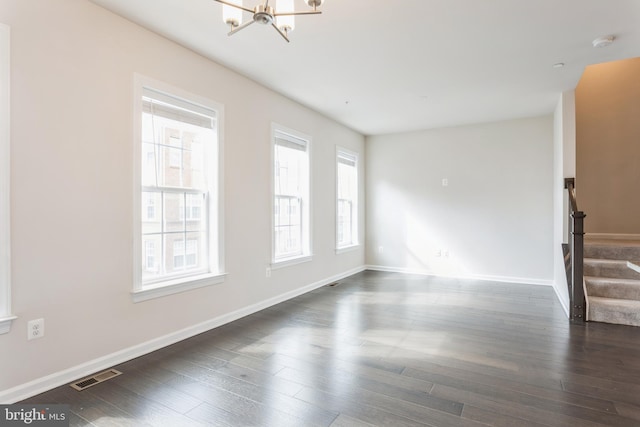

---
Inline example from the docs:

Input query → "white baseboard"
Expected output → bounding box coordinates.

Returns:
[365,265,554,287]
[551,282,570,318]
[0,265,366,404]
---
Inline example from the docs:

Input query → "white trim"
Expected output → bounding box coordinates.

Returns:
[0,265,366,404]
[586,233,640,241]
[132,74,225,300]
[628,261,640,274]
[0,23,13,334]
[551,282,570,318]
[0,315,17,335]
[365,265,554,287]
[336,244,359,255]
[131,272,227,303]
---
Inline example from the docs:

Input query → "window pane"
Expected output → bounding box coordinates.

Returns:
[185,235,199,268]
[142,235,162,282]
[164,192,185,233]
[275,144,304,196]
[338,199,352,246]
[141,142,158,187]
[141,192,162,234]
[274,196,302,257]
[186,193,205,232]
[173,239,185,270]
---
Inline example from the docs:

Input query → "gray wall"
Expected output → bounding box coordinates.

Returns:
[366,116,554,284]
[576,57,640,234]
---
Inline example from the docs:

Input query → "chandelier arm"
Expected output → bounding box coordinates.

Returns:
[228,19,256,36]
[212,0,255,14]
[274,11,322,16]
[271,23,290,43]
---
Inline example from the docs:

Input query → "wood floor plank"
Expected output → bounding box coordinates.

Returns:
[402,362,618,414]
[461,405,550,427]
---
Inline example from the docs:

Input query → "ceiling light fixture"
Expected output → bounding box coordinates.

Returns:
[592,35,615,48]
[214,0,325,43]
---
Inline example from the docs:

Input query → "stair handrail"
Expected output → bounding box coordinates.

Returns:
[564,178,586,322]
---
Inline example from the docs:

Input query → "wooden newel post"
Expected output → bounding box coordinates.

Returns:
[571,211,586,322]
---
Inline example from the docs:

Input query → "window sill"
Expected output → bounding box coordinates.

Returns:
[271,255,313,270]
[132,272,226,303]
[336,244,360,254]
[0,315,17,335]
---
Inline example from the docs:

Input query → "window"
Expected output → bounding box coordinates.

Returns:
[336,148,358,250]
[0,23,14,333]
[133,75,224,302]
[272,125,311,265]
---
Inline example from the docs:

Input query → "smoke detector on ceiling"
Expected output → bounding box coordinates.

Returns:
[592,35,615,48]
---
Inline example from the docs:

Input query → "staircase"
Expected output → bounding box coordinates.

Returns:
[584,237,640,326]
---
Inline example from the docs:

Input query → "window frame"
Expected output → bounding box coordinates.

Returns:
[336,146,360,253]
[132,74,225,303]
[271,123,312,269]
[0,23,14,334]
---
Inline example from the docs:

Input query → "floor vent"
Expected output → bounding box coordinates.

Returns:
[70,369,122,391]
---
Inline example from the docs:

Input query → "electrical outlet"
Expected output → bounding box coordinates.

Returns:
[27,318,45,340]
[266,267,271,278]
[378,246,384,254]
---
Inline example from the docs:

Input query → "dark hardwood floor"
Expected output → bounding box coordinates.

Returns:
[23,271,640,426]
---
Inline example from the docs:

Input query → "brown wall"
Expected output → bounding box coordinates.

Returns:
[576,57,640,234]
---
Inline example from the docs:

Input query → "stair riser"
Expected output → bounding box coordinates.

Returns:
[589,304,640,327]
[585,281,640,300]
[584,245,640,261]
[584,263,640,280]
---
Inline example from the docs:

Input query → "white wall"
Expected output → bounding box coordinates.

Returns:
[366,116,554,284]
[553,91,576,316]
[0,0,364,400]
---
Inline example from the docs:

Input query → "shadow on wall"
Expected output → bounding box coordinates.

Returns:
[576,57,640,235]
[404,211,471,277]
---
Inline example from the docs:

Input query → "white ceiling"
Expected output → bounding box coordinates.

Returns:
[89,0,640,136]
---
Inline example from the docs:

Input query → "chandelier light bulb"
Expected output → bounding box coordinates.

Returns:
[277,0,295,33]
[223,0,243,28]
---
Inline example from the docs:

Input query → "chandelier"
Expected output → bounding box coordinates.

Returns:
[212,0,325,42]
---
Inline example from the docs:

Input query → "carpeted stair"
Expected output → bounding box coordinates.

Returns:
[584,237,640,327]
